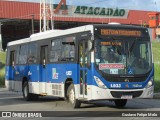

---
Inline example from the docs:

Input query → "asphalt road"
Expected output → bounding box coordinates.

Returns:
[0,88,160,120]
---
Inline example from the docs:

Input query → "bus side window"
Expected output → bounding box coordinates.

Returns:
[8,51,15,67]
[61,36,75,61]
[50,40,61,62]
[28,43,37,64]
[15,46,20,65]
[19,45,28,64]
[40,46,48,68]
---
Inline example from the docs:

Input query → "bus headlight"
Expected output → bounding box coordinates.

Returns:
[146,78,154,88]
[94,76,107,89]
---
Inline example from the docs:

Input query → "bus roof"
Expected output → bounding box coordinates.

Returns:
[7,25,94,46]
[7,24,147,47]
[7,38,30,46]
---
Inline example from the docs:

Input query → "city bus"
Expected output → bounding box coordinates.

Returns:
[5,24,154,108]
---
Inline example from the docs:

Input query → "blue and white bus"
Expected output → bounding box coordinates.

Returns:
[5,24,154,108]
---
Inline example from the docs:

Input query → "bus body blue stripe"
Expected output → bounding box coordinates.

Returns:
[5,63,154,89]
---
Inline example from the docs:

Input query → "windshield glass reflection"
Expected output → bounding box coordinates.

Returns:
[95,38,152,75]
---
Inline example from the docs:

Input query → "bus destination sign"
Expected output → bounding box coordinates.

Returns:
[101,29,142,37]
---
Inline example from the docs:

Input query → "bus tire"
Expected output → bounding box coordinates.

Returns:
[67,84,81,108]
[22,81,38,101]
[114,99,127,108]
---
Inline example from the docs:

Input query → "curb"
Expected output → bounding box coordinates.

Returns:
[153,93,160,99]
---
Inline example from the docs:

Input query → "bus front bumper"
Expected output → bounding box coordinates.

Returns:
[87,85,154,100]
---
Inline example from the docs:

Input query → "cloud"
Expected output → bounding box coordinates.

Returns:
[5,0,160,11]
[64,0,160,11]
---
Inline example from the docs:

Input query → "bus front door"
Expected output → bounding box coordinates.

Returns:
[39,46,48,94]
[79,40,89,99]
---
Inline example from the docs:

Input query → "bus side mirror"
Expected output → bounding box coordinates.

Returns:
[87,39,94,52]
[86,38,94,69]
[88,40,92,52]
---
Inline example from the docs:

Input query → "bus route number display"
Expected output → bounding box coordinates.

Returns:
[101,29,142,37]
[101,41,122,46]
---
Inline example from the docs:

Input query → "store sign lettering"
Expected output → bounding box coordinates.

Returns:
[53,0,128,18]
[74,6,126,17]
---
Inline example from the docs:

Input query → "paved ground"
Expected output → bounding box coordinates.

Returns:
[0,88,160,120]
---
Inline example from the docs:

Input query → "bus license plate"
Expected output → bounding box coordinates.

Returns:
[121,95,132,99]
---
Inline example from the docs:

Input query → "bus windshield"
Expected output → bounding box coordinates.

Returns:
[95,38,152,75]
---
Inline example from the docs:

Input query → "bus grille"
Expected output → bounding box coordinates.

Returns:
[52,84,62,96]
[110,91,143,98]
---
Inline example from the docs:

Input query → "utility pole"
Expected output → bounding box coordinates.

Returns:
[40,0,54,32]
[31,14,35,34]
[0,21,2,51]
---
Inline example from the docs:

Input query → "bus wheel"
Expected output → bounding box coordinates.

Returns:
[22,81,38,101]
[114,99,127,108]
[67,84,81,108]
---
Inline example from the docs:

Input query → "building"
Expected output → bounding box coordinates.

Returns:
[0,0,159,50]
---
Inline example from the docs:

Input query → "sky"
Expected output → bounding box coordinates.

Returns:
[7,0,160,12]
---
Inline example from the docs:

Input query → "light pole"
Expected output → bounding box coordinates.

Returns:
[31,14,35,34]
[0,21,3,51]
[40,0,53,32]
